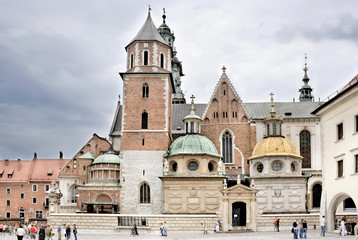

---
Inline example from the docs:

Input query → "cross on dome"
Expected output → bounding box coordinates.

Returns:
[222,66,226,73]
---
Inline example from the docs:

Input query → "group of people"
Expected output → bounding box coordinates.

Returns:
[291,219,308,239]
[57,224,78,240]
[0,223,16,235]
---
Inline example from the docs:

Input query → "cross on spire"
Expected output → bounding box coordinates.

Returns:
[222,66,226,73]
[148,5,151,14]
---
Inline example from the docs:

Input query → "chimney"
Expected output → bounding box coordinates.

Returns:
[59,151,63,169]
[33,152,37,160]
[17,159,21,171]
[4,159,9,166]
[59,151,63,159]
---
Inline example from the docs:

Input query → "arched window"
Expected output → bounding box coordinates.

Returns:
[130,54,134,69]
[267,124,270,136]
[190,122,194,133]
[312,183,322,208]
[160,53,164,68]
[71,186,77,203]
[140,183,150,203]
[300,130,311,168]
[142,84,149,98]
[141,112,148,129]
[273,123,277,135]
[143,51,148,65]
[222,131,233,163]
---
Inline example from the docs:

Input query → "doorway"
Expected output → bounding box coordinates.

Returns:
[232,202,246,227]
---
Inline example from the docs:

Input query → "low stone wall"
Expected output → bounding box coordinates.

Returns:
[48,213,218,232]
[256,213,320,231]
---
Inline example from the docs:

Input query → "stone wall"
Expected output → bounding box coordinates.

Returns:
[256,213,320,231]
[48,213,218,232]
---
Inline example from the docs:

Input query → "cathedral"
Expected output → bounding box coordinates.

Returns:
[50,9,327,231]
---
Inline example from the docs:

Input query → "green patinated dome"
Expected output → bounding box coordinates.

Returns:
[92,151,120,164]
[168,134,221,158]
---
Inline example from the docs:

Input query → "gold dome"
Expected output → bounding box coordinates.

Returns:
[249,137,303,160]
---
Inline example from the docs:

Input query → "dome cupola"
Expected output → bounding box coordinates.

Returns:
[183,95,202,134]
[263,92,283,137]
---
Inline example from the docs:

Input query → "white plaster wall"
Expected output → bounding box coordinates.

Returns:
[59,177,78,208]
[120,150,165,214]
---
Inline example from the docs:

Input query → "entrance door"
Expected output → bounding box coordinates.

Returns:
[232,202,246,226]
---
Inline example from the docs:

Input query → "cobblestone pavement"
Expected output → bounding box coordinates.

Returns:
[0,229,353,240]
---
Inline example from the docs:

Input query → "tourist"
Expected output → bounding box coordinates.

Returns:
[162,222,168,237]
[29,225,37,239]
[134,224,138,236]
[57,224,62,240]
[65,225,71,240]
[273,218,277,231]
[276,218,280,232]
[299,219,304,239]
[340,218,346,236]
[46,224,53,240]
[215,220,220,233]
[16,225,26,240]
[0,223,3,236]
[73,224,78,240]
[203,222,208,235]
[38,225,46,240]
[292,219,299,239]
[62,224,66,239]
[302,219,308,239]
[160,223,163,236]
[354,220,358,240]
[130,224,135,237]
[320,215,326,237]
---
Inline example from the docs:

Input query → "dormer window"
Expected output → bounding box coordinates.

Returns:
[7,174,12,178]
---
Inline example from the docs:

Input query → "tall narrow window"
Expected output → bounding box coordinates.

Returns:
[355,115,358,133]
[71,186,77,203]
[160,53,164,68]
[140,183,150,203]
[222,131,233,163]
[337,160,343,178]
[142,84,149,98]
[300,130,311,168]
[130,54,134,69]
[267,124,270,136]
[143,51,148,65]
[190,122,194,133]
[186,122,188,133]
[337,123,343,140]
[355,154,358,174]
[141,112,148,129]
[273,123,277,135]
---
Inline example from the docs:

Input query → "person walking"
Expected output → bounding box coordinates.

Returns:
[46,225,53,240]
[38,225,46,240]
[73,224,77,240]
[0,223,4,236]
[65,225,71,240]
[276,218,280,232]
[29,225,37,239]
[16,225,26,240]
[215,220,220,233]
[299,219,304,239]
[57,225,62,240]
[302,219,308,239]
[292,219,299,239]
[320,216,326,237]
[354,220,358,240]
[340,218,346,236]
[162,222,168,237]
[203,222,208,235]
[130,224,135,237]
[134,224,138,236]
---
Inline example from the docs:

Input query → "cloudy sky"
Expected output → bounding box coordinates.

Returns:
[1,0,358,159]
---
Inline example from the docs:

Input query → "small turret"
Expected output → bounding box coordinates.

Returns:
[299,54,314,102]
[264,92,283,137]
[183,95,202,134]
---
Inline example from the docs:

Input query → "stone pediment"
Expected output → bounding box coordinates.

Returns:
[221,184,258,194]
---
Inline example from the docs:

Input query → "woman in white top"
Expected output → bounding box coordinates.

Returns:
[340,219,346,236]
[16,226,26,240]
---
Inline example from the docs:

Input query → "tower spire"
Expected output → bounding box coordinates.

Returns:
[269,92,276,117]
[299,53,314,102]
[148,5,151,15]
[162,8,166,23]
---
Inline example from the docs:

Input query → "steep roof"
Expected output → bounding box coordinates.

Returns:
[172,104,207,134]
[109,100,122,136]
[126,13,168,49]
[0,160,32,183]
[30,159,70,182]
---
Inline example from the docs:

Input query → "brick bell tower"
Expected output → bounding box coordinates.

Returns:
[119,8,175,214]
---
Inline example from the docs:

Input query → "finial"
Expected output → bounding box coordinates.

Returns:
[303,53,309,80]
[222,66,226,73]
[148,5,151,15]
[269,92,276,117]
[118,94,121,101]
[162,8,166,23]
[190,94,195,108]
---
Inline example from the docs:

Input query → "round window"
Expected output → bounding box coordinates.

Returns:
[291,162,296,172]
[172,162,178,172]
[257,163,264,173]
[272,161,283,172]
[188,161,199,171]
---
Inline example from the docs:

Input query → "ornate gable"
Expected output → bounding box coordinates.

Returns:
[222,184,258,195]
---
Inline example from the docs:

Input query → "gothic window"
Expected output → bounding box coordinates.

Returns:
[142,84,149,98]
[312,184,322,208]
[160,53,164,68]
[222,131,233,163]
[143,51,149,65]
[140,183,150,204]
[141,112,148,129]
[300,130,311,168]
[130,54,134,69]
[71,186,77,203]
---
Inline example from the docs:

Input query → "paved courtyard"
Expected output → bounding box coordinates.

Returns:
[0,229,354,240]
